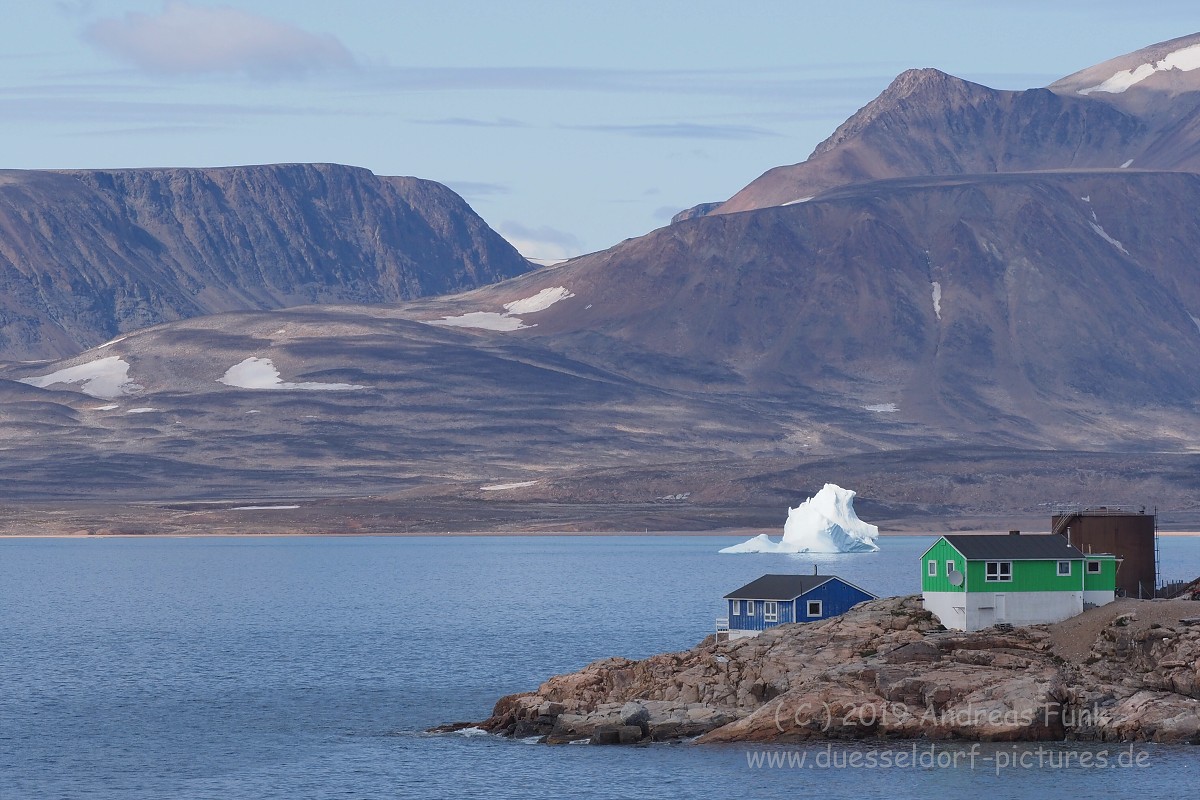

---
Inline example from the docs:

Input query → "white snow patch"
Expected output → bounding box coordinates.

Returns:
[720,484,880,554]
[781,196,815,206]
[96,336,127,349]
[1190,314,1200,334]
[480,480,538,491]
[1080,195,1090,203]
[503,286,574,315]
[19,356,141,399]
[1080,43,1200,95]
[230,505,300,511]
[430,286,574,331]
[865,403,898,413]
[931,281,942,321]
[91,404,119,411]
[1120,159,1134,168]
[430,311,530,331]
[246,410,261,414]
[126,407,160,414]
[1089,222,1129,254]
[218,357,364,391]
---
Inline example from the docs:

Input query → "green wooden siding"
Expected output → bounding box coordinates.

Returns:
[1084,555,1118,591]
[920,539,965,593]
[965,557,1082,592]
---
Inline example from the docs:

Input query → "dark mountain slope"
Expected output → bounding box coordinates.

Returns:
[0,163,530,360]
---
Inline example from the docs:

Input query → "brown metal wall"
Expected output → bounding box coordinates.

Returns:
[1053,513,1157,597]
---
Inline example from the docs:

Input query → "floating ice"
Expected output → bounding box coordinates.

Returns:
[218,357,364,391]
[864,403,898,413]
[720,483,880,553]
[19,356,141,399]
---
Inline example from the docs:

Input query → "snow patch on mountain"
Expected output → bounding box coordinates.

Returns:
[720,484,880,553]
[1079,43,1200,95]
[480,480,538,491]
[431,287,573,331]
[931,281,942,321]
[430,312,530,331]
[218,357,364,391]
[19,356,141,399]
[1089,222,1129,254]
[503,287,574,315]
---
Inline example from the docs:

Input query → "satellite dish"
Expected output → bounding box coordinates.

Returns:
[948,570,964,587]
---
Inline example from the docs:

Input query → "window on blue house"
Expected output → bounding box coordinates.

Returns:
[1057,561,1071,576]
[731,599,741,615]
[985,561,1012,582]
[807,600,822,617]
[745,600,755,615]
[763,601,778,622]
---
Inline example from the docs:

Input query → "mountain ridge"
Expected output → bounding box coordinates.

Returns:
[0,163,531,360]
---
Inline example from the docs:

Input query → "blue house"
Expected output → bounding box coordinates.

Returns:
[716,574,877,640]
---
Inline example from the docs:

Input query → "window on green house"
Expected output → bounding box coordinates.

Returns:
[945,560,955,575]
[928,560,937,576]
[1087,560,1101,574]
[1057,560,1071,576]
[985,561,1012,582]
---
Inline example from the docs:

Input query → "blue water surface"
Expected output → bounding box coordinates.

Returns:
[2,534,1197,799]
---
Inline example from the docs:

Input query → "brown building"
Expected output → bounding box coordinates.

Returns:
[1052,508,1157,598]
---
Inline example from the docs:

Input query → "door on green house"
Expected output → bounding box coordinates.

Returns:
[994,594,1006,622]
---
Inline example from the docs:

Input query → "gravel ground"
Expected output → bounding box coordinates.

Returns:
[1049,597,1200,662]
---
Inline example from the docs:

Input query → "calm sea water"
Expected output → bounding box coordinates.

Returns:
[2,534,1198,799]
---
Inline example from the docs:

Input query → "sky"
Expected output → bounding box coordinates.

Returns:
[4,2,1199,260]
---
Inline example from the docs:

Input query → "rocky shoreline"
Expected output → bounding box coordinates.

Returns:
[449,595,1200,745]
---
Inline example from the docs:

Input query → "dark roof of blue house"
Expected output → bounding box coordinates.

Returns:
[724,574,875,600]
[943,534,1085,561]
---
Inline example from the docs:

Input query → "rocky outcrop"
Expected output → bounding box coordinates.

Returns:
[0,164,531,359]
[467,596,1200,745]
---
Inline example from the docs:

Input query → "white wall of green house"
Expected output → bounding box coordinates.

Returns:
[920,538,1118,632]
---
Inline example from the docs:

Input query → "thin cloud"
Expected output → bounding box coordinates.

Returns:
[83,1,356,78]
[444,181,512,198]
[411,116,529,129]
[568,122,780,140]
[498,221,583,261]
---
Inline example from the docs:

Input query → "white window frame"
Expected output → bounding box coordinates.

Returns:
[1057,560,1071,576]
[806,600,823,618]
[745,600,755,615]
[763,601,778,622]
[985,561,1012,582]
[945,560,955,575]
[1087,560,1101,574]
[928,559,937,577]
[731,599,741,615]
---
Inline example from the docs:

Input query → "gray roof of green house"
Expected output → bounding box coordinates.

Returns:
[724,574,877,600]
[943,534,1086,561]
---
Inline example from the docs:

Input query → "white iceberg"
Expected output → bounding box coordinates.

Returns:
[720,483,879,553]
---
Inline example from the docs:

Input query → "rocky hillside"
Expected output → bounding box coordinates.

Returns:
[470,596,1200,744]
[0,163,531,360]
[716,33,1200,214]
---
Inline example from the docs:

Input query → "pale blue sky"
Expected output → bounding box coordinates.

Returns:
[4,1,1198,258]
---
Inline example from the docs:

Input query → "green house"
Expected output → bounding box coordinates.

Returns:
[921,534,1119,631]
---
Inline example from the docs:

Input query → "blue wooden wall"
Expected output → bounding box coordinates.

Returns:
[727,578,874,631]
